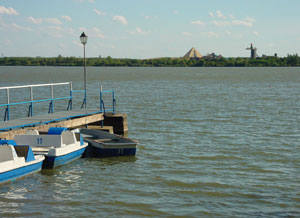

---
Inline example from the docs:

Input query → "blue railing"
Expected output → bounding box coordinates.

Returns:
[0,82,74,121]
[100,88,116,114]
[0,82,116,122]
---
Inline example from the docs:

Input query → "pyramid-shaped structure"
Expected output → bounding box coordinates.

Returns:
[183,47,203,59]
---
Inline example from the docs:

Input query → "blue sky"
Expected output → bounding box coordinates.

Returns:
[0,0,300,58]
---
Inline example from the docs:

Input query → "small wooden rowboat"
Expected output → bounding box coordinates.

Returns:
[80,128,138,157]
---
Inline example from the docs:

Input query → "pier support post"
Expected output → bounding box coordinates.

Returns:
[88,113,128,135]
[102,113,128,135]
[90,113,128,135]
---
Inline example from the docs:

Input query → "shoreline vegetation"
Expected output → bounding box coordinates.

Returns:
[0,54,299,67]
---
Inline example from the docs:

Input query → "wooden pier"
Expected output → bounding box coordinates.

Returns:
[0,110,128,140]
[0,82,128,140]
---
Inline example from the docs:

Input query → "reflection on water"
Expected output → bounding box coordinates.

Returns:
[85,155,137,165]
[0,66,300,217]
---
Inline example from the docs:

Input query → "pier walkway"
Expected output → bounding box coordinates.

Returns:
[0,109,103,131]
[0,109,104,139]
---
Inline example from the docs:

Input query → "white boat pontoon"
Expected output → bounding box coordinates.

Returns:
[0,140,44,184]
[14,127,88,169]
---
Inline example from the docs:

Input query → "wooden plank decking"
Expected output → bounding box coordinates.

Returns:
[0,109,104,139]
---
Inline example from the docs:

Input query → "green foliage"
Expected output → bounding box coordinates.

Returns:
[0,55,299,67]
[286,54,299,66]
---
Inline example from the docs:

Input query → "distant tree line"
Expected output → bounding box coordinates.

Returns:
[0,54,299,67]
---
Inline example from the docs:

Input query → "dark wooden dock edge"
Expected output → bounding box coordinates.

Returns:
[91,113,128,135]
[0,113,128,140]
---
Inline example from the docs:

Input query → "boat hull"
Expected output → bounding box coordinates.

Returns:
[86,144,136,157]
[80,128,138,158]
[42,146,86,169]
[0,160,43,184]
[83,136,137,157]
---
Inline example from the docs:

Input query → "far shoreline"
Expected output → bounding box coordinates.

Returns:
[0,55,299,67]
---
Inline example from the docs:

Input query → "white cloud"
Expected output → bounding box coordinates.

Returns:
[91,27,105,38]
[136,27,149,35]
[225,31,243,39]
[216,10,226,19]
[94,9,106,16]
[79,27,87,32]
[41,25,78,39]
[44,26,70,38]
[182,32,192,37]
[92,27,100,32]
[209,11,255,29]
[191,20,205,25]
[28,16,42,24]
[128,27,148,35]
[76,27,105,39]
[253,31,259,36]
[62,16,72,22]
[144,15,158,20]
[67,27,75,35]
[228,14,235,19]
[11,23,32,32]
[206,31,218,38]
[49,26,62,31]
[209,10,226,19]
[59,43,66,48]
[211,20,230,27]
[0,19,31,32]
[72,39,82,47]
[76,0,95,2]
[112,15,128,25]
[46,18,62,25]
[232,17,255,27]
[0,6,19,15]
[211,15,255,28]
[95,33,105,39]
[136,27,144,34]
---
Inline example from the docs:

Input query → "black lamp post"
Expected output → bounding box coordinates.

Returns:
[80,32,88,108]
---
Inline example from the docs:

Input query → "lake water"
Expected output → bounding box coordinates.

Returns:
[0,66,299,217]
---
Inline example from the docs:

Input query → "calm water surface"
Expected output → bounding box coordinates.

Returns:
[0,66,299,217]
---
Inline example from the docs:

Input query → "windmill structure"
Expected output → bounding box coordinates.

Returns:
[246,43,258,58]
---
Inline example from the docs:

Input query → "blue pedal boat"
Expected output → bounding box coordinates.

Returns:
[80,128,138,157]
[14,127,88,169]
[0,140,44,184]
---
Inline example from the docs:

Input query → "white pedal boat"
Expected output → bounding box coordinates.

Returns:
[14,127,88,169]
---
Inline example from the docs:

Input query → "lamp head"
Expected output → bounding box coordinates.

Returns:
[80,32,88,45]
